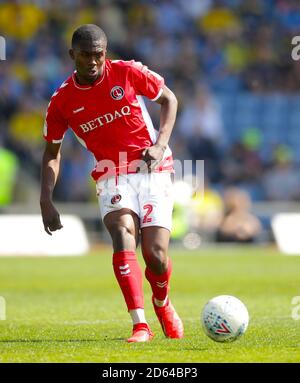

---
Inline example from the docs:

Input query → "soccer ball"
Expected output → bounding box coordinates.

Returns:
[201,295,249,342]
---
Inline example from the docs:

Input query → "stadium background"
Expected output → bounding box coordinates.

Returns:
[1,0,300,364]
[1,0,300,245]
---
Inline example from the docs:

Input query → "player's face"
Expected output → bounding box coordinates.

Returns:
[70,40,106,84]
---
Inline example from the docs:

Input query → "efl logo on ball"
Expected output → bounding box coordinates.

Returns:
[201,295,249,342]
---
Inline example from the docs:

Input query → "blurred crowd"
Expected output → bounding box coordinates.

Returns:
[1,0,300,216]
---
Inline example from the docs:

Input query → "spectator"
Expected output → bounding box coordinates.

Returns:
[178,85,224,144]
[221,128,263,187]
[216,187,262,243]
[178,86,224,182]
[0,1,45,41]
[262,145,300,201]
[0,143,19,207]
[190,179,224,239]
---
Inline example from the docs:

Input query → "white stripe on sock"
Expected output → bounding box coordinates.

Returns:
[129,309,147,325]
[154,296,168,307]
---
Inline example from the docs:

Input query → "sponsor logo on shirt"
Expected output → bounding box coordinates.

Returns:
[79,105,131,133]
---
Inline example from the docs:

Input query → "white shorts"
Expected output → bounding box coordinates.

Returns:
[97,173,174,231]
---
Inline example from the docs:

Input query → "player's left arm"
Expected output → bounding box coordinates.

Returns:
[142,85,178,169]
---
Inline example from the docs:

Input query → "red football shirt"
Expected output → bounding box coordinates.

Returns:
[43,59,174,181]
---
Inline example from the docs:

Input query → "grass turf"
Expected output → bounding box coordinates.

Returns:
[0,245,299,362]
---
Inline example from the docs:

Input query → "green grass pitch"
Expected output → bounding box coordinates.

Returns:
[0,245,299,362]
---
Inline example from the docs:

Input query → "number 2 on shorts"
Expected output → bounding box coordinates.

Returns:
[143,204,153,224]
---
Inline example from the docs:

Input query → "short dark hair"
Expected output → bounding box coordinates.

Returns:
[72,24,107,49]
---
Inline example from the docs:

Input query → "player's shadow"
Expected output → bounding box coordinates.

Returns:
[181,347,210,351]
[1,339,209,344]
[0,339,102,343]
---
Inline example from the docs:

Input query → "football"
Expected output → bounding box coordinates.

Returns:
[201,295,249,342]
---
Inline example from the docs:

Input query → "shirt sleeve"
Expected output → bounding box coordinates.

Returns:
[43,95,68,143]
[129,60,165,101]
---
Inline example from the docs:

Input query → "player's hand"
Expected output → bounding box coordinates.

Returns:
[40,200,63,235]
[140,144,166,172]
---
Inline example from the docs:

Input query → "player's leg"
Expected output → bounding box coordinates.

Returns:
[104,208,153,342]
[104,208,139,254]
[98,173,155,342]
[139,173,184,339]
[104,209,144,316]
[141,225,171,305]
[141,226,183,339]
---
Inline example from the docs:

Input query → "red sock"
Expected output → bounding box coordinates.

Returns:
[113,250,144,311]
[145,258,172,302]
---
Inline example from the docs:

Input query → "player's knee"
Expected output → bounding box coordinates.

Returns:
[146,244,168,274]
[110,223,135,248]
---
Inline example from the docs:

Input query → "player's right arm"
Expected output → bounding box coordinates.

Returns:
[40,141,63,235]
[41,84,69,235]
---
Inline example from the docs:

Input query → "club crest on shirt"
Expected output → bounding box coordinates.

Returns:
[110,86,124,100]
[111,194,122,204]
